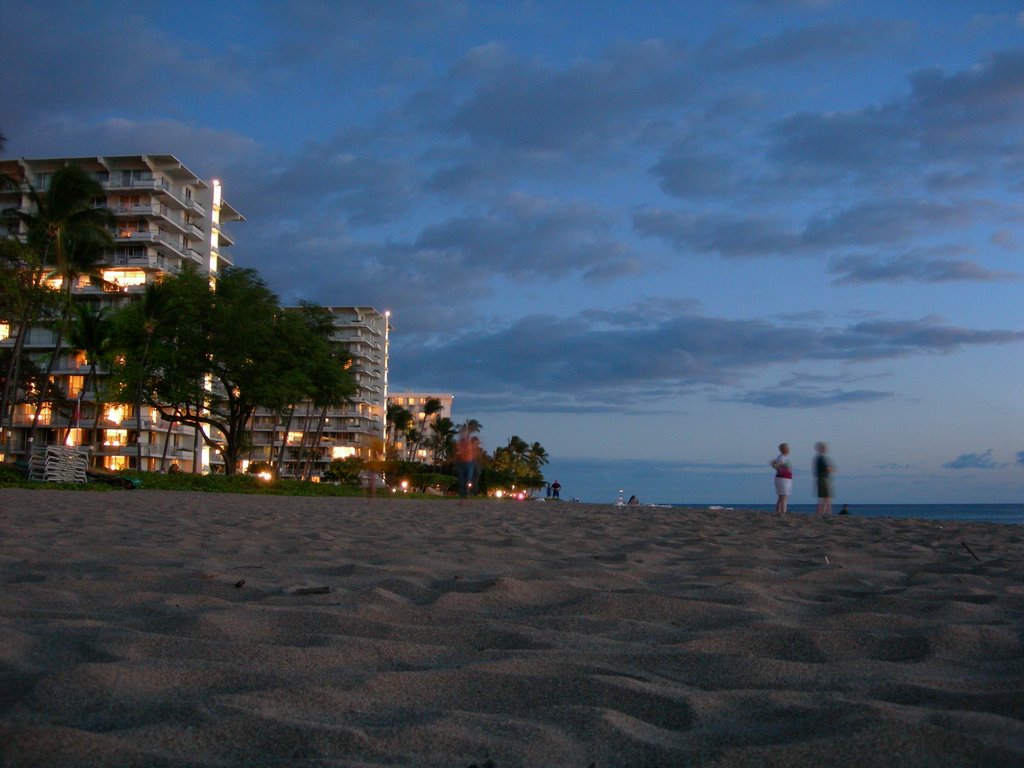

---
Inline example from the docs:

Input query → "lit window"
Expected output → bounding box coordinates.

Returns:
[66,376,85,398]
[105,456,128,471]
[104,429,128,447]
[103,269,146,288]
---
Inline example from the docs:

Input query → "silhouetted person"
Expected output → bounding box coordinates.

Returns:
[815,442,834,515]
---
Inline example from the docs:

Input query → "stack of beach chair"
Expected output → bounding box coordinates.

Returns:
[27,446,90,484]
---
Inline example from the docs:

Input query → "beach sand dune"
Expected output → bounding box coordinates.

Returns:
[1,489,1023,767]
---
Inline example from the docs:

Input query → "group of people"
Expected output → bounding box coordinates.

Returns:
[771,442,835,515]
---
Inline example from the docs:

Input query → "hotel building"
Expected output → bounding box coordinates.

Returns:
[386,391,454,461]
[0,155,243,470]
[244,307,390,479]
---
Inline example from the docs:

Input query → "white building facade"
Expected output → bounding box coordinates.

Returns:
[386,391,454,462]
[0,155,243,470]
[245,307,390,479]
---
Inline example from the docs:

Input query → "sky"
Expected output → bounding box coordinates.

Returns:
[2,0,1022,505]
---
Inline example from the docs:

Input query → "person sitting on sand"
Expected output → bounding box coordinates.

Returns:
[771,443,792,514]
[627,495,639,505]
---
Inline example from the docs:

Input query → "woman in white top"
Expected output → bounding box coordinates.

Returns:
[771,443,793,514]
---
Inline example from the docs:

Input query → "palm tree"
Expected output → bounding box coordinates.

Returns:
[0,238,57,436]
[134,282,170,470]
[66,302,111,461]
[458,418,482,435]
[414,397,442,460]
[386,403,414,455]
[10,166,114,452]
[527,441,549,472]
[428,416,457,465]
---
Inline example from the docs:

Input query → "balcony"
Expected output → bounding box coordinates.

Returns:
[112,230,189,261]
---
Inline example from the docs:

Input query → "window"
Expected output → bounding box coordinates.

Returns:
[104,429,128,447]
[105,456,128,471]
[103,269,146,288]
[66,376,85,398]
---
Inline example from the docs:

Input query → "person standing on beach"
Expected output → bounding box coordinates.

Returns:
[551,480,561,499]
[455,427,481,498]
[814,442,835,515]
[771,443,793,514]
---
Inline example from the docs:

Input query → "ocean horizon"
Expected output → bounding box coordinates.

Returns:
[672,503,1024,525]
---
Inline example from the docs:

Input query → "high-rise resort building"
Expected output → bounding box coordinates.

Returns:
[0,154,243,471]
[386,391,454,462]
[244,307,390,480]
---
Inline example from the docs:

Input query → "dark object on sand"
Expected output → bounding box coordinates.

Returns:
[292,586,331,595]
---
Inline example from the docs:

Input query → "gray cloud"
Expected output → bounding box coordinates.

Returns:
[728,387,893,409]
[633,197,974,259]
[943,450,1003,470]
[395,309,1024,407]
[413,194,643,281]
[829,253,1019,285]
[1017,451,1024,467]
[445,39,695,152]
[715,20,913,70]
[0,2,254,135]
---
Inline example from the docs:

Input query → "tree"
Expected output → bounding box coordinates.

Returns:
[428,416,457,465]
[489,435,548,495]
[107,266,354,475]
[27,230,111,448]
[66,302,111,459]
[286,304,356,480]
[0,238,59,435]
[386,402,414,456]
[458,418,482,435]
[413,397,442,458]
[2,165,113,452]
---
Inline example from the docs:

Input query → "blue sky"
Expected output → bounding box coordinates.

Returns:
[3,0,1022,504]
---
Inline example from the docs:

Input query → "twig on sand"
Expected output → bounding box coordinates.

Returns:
[961,541,982,562]
[292,585,331,595]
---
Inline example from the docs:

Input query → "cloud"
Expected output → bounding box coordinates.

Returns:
[943,450,1003,470]
[633,198,973,259]
[829,253,1019,285]
[413,193,643,281]
[714,20,913,70]
[0,2,255,131]
[394,308,1024,407]
[4,117,260,176]
[445,39,695,153]
[1017,451,1024,467]
[728,387,893,409]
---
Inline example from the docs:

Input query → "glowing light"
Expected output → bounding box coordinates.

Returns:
[106,405,124,425]
[257,471,273,482]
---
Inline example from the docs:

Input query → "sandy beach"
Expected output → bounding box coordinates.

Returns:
[1,489,1022,767]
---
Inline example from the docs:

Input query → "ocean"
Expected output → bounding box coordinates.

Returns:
[676,503,1024,525]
